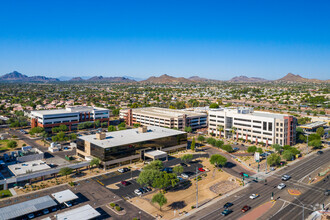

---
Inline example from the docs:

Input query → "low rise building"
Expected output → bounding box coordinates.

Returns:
[120,107,207,130]
[208,107,297,146]
[76,126,187,169]
[30,106,110,131]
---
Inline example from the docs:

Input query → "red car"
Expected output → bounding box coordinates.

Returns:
[198,168,205,172]
[241,205,251,213]
[121,181,130,186]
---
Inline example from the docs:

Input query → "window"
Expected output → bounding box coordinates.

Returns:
[280,123,283,126]
[268,122,272,131]
[253,120,261,123]
[276,123,279,126]
[263,122,267,130]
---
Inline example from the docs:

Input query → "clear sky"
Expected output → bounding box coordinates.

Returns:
[0,0,329,80]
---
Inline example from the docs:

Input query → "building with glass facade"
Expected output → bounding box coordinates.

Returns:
[76,126,187,168]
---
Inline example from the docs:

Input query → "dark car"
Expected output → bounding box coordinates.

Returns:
[325,190,330,196]
[143,187,150,192]
[121,181,130,186]
[180,163,188,167]
[317,151,323,155]
[139,187,146,193]
[223,202,233,208]
[162,167,173,173]
[221,209,233,216]
[241,205,251,213]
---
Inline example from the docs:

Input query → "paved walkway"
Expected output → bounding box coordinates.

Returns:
[238,201,275,220]
[8,188,16,196]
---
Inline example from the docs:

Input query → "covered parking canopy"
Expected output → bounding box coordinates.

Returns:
[51,189,78,203]
[144,150,168,161]
[0,195,57,220]
[56,204,101,220]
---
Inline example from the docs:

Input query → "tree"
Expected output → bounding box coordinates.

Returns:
[215,140,224,148]
[230,127,237,140]
[191,138,196,151]
[197,135,205,143]
[144,160,164,170]
[137,169,162,187]
[210,154,227,167]
[90,158,100,168]
[267,154,281,166]
[184,126,192,133]
[151,193,167,211]
[247,146,257,153]
[222,144,234,153]
[206,137,216,146]
[59,167,73,179]
[173,165,184,175]
[152,172,178,190]
[217,125,224,138]
[95,120,101,128]
[209,103,219,108]
[272,144,282,154]
[69,133,77,140]
[181,154,193,163]
[118,122,126,128]
[308,134,321,142]
[309,140,322,149]
[108,125,117,132]
[256,147,263,154]
[7,140,17,148]
[316,127,325,137]
[282,150,295,161]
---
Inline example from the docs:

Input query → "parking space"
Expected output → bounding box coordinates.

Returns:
[108,179,145,199]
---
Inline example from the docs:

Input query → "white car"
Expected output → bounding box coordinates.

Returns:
[281,175,291,181]
[249,194,259,199]
[181,173,189,178]
[277,183,286,189]
[134,189,142,196]
[64,201,72,207]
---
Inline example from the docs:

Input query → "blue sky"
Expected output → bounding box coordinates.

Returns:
[0,0,329,80]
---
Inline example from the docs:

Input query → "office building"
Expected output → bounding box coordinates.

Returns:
[30,106,110,131]
[120,107,207,130]
[76,126,187,168]
[208,107,297,146]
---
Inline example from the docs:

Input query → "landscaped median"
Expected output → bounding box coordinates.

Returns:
[107,202,126,215]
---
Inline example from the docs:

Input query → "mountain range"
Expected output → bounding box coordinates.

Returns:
[0,71,328,84]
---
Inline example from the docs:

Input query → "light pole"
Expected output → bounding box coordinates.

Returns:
[295,197,304,220]
[306,135,309,154]
[196,167,199,208]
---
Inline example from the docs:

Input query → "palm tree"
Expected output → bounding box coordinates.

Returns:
[231,127,237,140]
[217,125,224,138]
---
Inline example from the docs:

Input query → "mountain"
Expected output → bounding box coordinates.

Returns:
[0,71,59,82]
[86,76,135,83]
[140,74,192,84]
[188,76,221,82]
[70,77,84,81]
[229,75,268,83]
[276,73,326,83]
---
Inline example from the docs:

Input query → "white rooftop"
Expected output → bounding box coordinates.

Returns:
[145,150,167,157]
[56,204,101,220]
[8,160,50,176]
[79,126,186,148]
[51,189,79,203]
[130,107,207,118]
[31,106,108,116]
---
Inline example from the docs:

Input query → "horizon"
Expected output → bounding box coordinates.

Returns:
[1,1,330,80]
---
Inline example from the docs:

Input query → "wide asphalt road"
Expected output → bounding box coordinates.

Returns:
[184,149,330,220]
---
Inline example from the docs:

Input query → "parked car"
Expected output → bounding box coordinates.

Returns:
[134,189,142,196]
[198,167,206,172]
[143,187,150,192]
[249,194,259,199]
[233,147,239,151]
[121,181,130,186]
[117,167,130,173]
[181,172,190,178]
[317,151,323,155]
[64,201,72,207]
[180,163,188,167]
[139,187,146,193]
[241,205,250,213]
[27,213,35,219]
[281,175,291,181]
[277,183,286,190]
[223,202,233,208]
[221,209,233,216]
[42,209,49,215]
[270,167,276,171]
[161,167,173,173]
[51,207,57,212]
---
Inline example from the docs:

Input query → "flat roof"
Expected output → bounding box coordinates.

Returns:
[51,189,78,203]
[145,150,167,157]
[8,160,50,176]
[131,107,207,118]
[300,121,326,129]
[210,108,288,120]
[0,195,57,220]
[79,125,186,148]
[31,106,108,116]
[56,204,101,220]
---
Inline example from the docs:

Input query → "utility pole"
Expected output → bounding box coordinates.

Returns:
[265,155,268,173]
[196,167,199,208]
[306,135,309,154]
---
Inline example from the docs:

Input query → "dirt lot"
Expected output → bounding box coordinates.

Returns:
[129,157,240,219]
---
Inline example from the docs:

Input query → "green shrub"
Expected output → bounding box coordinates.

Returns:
[110,202,116,207]
[115,205,121,211]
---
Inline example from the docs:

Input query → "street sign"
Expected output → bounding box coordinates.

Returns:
[254,152,260,161]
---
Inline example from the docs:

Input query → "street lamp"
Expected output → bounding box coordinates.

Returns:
[295,197,305,220]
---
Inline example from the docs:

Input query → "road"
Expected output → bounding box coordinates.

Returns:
[184,149,330,220]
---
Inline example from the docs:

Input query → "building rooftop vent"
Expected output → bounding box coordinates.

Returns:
[96,132,106,140]
[138,126,148,133]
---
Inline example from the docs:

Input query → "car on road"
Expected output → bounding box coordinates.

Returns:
[27,213,35,219]
[117,167,130,173]
[277,183,286,189]
[249,194,259,199]
[42,209,49,215]
[198,167,206,172]
[324,190,330,196]
[221,209,233,216]
[317,151,323,155]
[134,189,142,196]
[239,172,249,177]
[180,163,188,167]
[223,202,233,208]
[281,175,291,181]
[241,205,251,213]
[121,181,130,186]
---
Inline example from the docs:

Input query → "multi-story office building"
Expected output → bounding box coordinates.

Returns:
[76,126,187,168]
[30,106,110,131]
[120,107,207,130]
[208,107,297,146]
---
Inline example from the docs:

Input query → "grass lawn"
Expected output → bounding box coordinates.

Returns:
[0,139,10,151]
[0,189,12,198]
